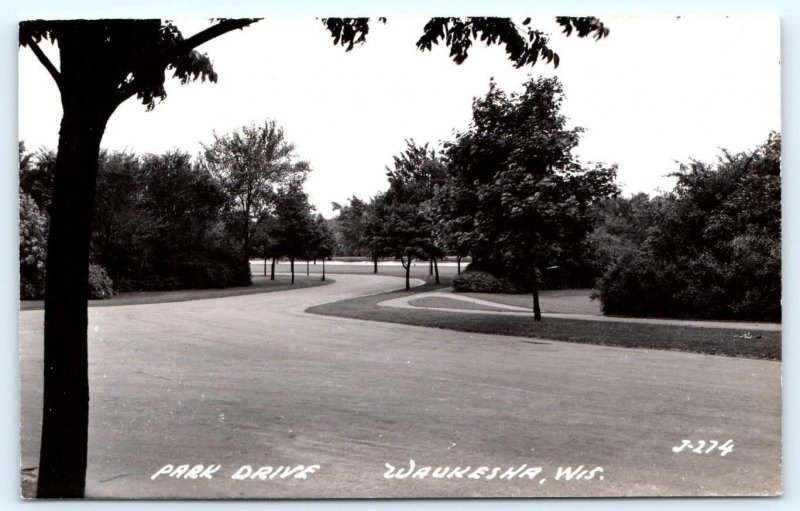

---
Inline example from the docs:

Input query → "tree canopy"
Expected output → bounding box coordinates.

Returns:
[436,76,618,317]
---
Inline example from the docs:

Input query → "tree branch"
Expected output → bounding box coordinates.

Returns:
[171,18,260,59]
[22,34,61,91]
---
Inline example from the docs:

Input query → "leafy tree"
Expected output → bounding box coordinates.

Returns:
[269,181,316,284]
[203,120,306,265]
[90,150,144,286]
[438,77,618,319]
[308,214,337,281]
[19,16,606,497]
[331,196,369,257]
[252,212,281,279]
[594,134,781,321]
[19,145,56,213]
[19,18,257,497]
[362,193,390,274]
[370,141,447,289]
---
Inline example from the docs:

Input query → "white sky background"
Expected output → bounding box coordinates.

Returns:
[18,17,780,217]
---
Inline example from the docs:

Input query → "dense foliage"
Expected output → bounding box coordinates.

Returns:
[592,133,781,321]
[19,147,251,296]
[433,77,618,293]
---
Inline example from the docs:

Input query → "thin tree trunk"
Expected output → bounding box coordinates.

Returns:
[322,259,326,281]
[373,255,378,274]
[291,257,295,284]
[429,259,433,276]
[433,257,439,285]
[457,256,461,275]
[270,258,275,281]
[404,256,412,290]
[38,101,110,498]
[306,260,309,277]
[532,268,542,321]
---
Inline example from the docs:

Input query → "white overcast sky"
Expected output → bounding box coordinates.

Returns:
[18,17,780,217]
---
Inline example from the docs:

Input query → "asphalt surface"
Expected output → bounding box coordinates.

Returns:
[19,274,781,498]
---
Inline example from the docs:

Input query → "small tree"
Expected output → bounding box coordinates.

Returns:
[270,181,316,284]
[332,196,369,257]
[309,214,336,281]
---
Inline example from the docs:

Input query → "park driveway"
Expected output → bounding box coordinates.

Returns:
[19,274,781,498]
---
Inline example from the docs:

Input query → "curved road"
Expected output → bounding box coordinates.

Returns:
[19,274,781,498]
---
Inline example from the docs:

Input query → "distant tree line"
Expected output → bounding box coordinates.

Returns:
[329,76,781,321]
[19,121,335,299]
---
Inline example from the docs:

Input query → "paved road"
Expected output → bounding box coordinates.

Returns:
[19,274,781,498]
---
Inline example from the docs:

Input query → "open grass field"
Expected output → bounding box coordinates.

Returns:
[307,285,781,360]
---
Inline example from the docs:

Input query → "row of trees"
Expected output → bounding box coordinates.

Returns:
[332,76,619,319]
[331,77,780,323]
[19,121,336,299]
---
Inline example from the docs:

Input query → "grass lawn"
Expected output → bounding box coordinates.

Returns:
[459,288,602,315]
[19,274,333,311]
[307,285,781,360]
[408,296,511,312]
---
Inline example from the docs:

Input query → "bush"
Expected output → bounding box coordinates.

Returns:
[19,192,48,299]
[452,270,520,293]
[592,134,781,322]
[88,264,115,299]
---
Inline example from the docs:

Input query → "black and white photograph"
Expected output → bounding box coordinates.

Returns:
[15,10,783,501]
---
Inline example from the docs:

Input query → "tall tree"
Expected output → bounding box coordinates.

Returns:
[203,120,306,265]
[439,77,618,318]
[19,19,258,498]
[19,16,606,497]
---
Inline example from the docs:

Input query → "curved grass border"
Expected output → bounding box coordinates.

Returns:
[306,285,780,361]
[20,275,334,311]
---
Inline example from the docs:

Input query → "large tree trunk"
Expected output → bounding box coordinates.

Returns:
[429,259,433,276]
[373,255,378,274]
[433,257,439,285]
[270,258,275,280]
[38,96,111,498]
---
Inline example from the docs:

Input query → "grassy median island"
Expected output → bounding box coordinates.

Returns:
[20,274,333,311]
[307,285,781,360]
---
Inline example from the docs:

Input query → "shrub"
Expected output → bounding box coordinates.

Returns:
[88,264,115,299]
[452,270,520,293]
[19,192,48,299]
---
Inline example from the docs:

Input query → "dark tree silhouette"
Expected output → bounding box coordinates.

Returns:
[19,19,257,498]
[19,16,606,498]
